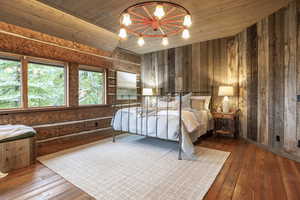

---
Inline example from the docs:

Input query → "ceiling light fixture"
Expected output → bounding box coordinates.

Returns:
[154,4,165,19]
[122,13,132,26]
[183,14,192,27]
[119,1,192,47]
[119,27,127,39]
[138,36,145,46]
[182,28,190,39]
[162,36,169,46]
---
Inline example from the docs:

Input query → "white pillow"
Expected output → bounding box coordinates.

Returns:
[176,93,192,109]
[157,99,178,109]
[203,96,211,110]
[190,96,211,110]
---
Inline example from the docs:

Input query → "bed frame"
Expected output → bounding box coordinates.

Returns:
[111,91,207,160]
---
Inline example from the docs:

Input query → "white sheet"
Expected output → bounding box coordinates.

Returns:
[111,107,212,158]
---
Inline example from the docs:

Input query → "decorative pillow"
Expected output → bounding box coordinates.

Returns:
[190,96,211,111]
[176,93,192,109]
[191,99,205,110]
[157,99,178,109]
[203,96,211,110]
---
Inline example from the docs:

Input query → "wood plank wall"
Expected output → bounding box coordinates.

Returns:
[141,37,239,111]
[0,22,141,156]
[237,0,300,157]
[141,0,300,159]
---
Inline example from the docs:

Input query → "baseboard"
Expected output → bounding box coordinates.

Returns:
[242,137,300,163]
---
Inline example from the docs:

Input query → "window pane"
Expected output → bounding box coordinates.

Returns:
[28,62,65,107]
[117,71,137,100]
[79,70,104,105]
[0,58,21,109]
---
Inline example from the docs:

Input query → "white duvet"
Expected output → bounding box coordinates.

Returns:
[111,107,212,158]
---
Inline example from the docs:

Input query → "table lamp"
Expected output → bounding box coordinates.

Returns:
[142,88,153,96]
[218,86,234,113]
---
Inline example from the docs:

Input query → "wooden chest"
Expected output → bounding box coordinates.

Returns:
[0,137,36,173]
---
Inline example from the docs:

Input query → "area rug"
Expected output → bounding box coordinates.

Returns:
[38,135,230,200]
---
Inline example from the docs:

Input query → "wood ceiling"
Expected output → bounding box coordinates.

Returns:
[1,0,290,54]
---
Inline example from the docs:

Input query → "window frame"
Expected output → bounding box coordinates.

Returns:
[116,70,138,101]
[0,52,23,110]
[0,52,68,111]
[78,65,106,106]
[27,57,68,109]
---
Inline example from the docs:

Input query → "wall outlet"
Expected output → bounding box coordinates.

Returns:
[276,135,280,142]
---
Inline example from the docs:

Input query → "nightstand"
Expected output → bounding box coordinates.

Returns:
[212,111,239,138]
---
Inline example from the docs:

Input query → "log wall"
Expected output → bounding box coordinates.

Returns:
[0,22,141,156]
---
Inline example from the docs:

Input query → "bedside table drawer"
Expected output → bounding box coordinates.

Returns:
[214,118,234,129]
[212,113,235,119]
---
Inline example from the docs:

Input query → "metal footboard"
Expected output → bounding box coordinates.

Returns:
[112,91,196,160]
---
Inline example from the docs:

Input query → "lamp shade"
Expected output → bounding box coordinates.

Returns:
[142,88,153,96]
[218,86,234,96]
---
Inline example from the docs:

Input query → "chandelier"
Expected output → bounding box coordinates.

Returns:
[118,1,192,47]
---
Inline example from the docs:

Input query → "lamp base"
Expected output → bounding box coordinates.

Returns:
[222,96,230,113]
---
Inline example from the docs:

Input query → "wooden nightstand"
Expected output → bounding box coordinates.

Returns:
[212,111,239,138]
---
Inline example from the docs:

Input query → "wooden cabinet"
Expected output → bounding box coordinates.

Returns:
[212,111,239,138]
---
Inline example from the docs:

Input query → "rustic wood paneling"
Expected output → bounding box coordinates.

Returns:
[273,9,285,149]
[141,36,239,111]
[246,25,258,141]
[237,1,300,158]
[237,31,248,139]
[257,18,270,145]
[283,1,298,152]
[140,0,300,160]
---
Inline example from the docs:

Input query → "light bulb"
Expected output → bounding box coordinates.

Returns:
[122,13,132,26]
[182,29,190,39]
[183,15,192,27]
[137,36,145,46]
[162,36,169,46]
[154,4,165,19]
[119,28,127,39]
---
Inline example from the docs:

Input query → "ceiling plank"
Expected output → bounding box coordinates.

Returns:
[0,0,120,52]
[4,0,291,54]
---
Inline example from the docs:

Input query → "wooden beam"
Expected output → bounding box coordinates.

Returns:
[21,57,28,108]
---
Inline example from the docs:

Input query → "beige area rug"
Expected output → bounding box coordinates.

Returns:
[38,135,230,200]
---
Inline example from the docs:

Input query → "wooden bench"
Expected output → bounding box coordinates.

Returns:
[0,133,36,173]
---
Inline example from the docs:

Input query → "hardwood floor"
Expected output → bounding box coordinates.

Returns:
[1,136,300,200]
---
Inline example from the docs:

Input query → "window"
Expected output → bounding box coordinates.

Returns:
[0,58,22,109]
[117,71,137,100]
[79,68,105,105]
[28,62,66,107]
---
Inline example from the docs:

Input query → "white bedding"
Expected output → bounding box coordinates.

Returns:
[111,107,213,158]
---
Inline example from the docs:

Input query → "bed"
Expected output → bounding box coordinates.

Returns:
[111,92,213,160]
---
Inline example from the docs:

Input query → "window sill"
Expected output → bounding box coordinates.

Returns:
[78,104,109,109]
[0,104,110,115]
